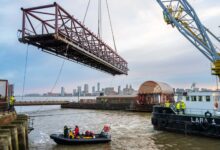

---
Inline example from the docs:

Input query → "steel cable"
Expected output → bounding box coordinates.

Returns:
[83,0,91,24]
[34,45,69,114]
[98,0,102,39]
[22,45,29,101]
[19,45,29,113]
[105,0,117,52]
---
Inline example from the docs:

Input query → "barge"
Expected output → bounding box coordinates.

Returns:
[152,90,220,138]
[62,81,174,112]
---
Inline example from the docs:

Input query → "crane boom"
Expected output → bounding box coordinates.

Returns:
[156,0,220,77]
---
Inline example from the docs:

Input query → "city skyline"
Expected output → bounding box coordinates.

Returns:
[23,83,214,97]
[23,82,137,97]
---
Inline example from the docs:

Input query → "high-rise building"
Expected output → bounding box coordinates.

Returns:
[73,89,77,96]
[122,84,136,95]
[61,87,65,96]
[97,82,100,92]
[77,86,82,96]
[104,87,116,96]
[92,86,95,94]
[118,86,121,94]
[84,84,89,94]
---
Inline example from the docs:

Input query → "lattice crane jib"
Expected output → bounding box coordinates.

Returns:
[157,0,220,78]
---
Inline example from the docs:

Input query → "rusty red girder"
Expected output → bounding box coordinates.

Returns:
[19,2,128,75]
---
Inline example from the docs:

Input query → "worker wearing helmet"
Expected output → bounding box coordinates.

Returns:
[165,100,171,108]
[9,96,15,111]
[69,130,74,139]
[64,125,69,138]
[74,125,79,138]
[181,100,186,114]
[100,124,110,138]
[176,101,181,114]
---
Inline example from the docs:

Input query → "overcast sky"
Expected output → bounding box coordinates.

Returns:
[1,0,220,95]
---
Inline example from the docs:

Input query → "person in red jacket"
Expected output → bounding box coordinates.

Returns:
[74,125,79,138]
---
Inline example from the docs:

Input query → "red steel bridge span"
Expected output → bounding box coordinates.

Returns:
[19,2,128,75]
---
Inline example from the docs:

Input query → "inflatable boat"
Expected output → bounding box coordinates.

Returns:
[50,134,111,145]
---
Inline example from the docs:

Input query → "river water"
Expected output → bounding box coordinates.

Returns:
[15,97,220,150]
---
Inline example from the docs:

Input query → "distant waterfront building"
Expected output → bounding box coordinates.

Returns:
[25,93,41,97]
[123,85,129,95]
[193,88,200,92]
[104,87,117,96]
[61,87,65,97]
[118,86,121,95]
[77,86,82,96]
[65,93,73,97]
[92,86,95,94]
[97,82,100,92]
[84,84,89,94]
[129,85,132,89]
[73,89,77,96]
[201,88,212,92]
[123,84,136,95]
[185,89,192,92]
[44,92,60,97]
[175,88,185,96]
[175,88,185,93]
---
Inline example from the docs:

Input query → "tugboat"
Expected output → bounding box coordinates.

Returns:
[151,90,220,138]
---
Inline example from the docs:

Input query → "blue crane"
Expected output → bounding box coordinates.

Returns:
[156,0,220,78]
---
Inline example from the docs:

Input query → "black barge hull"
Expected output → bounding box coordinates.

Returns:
[152,106,220,138]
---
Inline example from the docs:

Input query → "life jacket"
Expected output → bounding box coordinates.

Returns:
[176,102,180,110]
[181,102,186,109]
[74,127,79,136]
[69,131,73,139]
[165,102,170,108]
[10,96,15,105]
